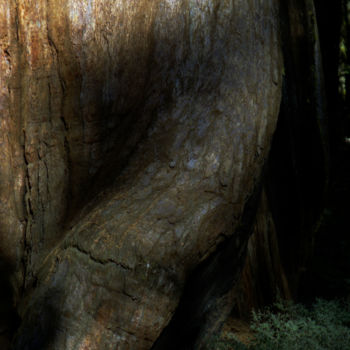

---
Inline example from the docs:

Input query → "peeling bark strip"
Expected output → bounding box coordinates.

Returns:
[1,0,282,349]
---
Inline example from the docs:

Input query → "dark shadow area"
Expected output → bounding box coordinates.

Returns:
[297,0,350,301]
[0,257,20,350]
[263,0,329,300]
[12,288,62,350]
[301,145,350,300]
[264,0,350,304]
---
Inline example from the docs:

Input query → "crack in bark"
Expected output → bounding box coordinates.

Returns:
[66,244,132,271]
[110,325,136,338]
[13,0,19,42]
[90,280,139,303]
[22,129,34,292]
[46,12,71,213]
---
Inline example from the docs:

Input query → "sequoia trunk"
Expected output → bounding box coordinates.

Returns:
[0,1,283,349]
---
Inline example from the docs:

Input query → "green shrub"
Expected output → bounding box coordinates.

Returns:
[210,298,350,350]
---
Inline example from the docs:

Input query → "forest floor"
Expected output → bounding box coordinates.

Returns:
[220,317,254,346]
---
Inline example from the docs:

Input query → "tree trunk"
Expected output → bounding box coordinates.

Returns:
[1,0,285,349]
[232,0,331,314]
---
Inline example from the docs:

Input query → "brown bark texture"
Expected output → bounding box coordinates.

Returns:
[0,0,282,349]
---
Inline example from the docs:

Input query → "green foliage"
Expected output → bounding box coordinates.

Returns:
[210,298,350,350]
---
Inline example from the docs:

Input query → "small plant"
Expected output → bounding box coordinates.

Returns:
[210,298,350,350]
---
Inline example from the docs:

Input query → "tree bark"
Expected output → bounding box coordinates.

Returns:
[232,0,331,312]
[0,0,283,349]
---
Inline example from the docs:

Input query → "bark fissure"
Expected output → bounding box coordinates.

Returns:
[22,129,33,292]
[90,281,140,303]
[66,244,133,272]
